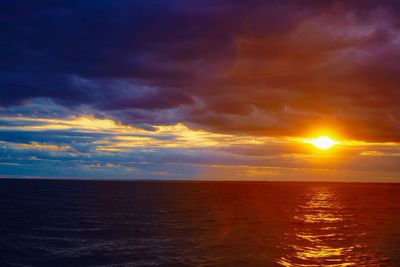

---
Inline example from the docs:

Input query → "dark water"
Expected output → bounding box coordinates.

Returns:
[0,180,399,266]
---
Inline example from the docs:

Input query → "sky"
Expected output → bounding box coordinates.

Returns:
[1,0,400,182]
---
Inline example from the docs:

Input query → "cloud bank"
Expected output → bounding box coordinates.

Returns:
[1,1,400,180]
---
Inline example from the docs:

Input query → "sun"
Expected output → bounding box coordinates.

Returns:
[308,136,336,150]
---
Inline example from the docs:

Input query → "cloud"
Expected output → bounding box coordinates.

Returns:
[9,141,70,151]
[0,109,400,180]
[1,1,400,141]
[1,1,400,180]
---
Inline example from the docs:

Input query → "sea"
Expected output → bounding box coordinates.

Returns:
[0,179,399,266]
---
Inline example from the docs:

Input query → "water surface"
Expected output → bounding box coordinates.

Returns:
[0,180,399,266]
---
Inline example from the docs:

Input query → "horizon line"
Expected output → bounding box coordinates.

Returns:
[1,177,399,185]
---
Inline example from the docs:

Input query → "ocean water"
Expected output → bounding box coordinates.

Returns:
[0,180,399,267]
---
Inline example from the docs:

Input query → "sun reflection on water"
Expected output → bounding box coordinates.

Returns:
[276,186,358,267]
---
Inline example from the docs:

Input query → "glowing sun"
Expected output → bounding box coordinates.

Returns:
[308,136,336,150]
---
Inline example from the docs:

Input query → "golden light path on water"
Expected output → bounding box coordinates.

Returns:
[276,186,382,266]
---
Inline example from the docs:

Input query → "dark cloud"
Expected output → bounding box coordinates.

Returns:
[1,0,400,141]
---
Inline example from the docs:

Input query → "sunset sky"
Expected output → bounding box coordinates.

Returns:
[1,0,400,181]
